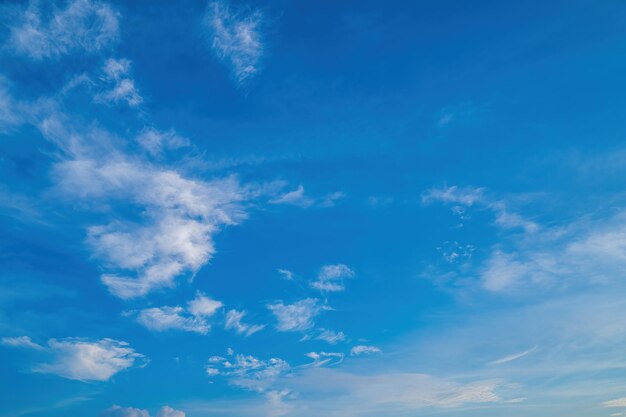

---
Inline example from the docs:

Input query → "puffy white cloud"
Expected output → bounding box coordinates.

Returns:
[350,345,381,356]
[135,306,209,334]
[132,293,222,334]
[267,298,327,332]
[1,335,45,350]
[204,1,264,84]
[94,58,143,107]
[310,264,355,292]
[52,152,248,298]
[8,0,119,59]
[188,293,224,317]
[224,309,265,336]
[33,338,145,382]
[100,405,185,417]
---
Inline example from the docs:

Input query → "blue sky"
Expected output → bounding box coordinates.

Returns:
[2,0,626,416]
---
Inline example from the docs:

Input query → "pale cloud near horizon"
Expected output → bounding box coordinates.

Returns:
[7,0,119,59]
[204,1,264,84]
[101,405,185,417]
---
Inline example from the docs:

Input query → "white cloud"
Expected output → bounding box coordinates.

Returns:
[270,185,314,208]
[423,185,537,232]
[188,293,223,317]
[310,264,355,292]
[8,0,119,59]
[94,58,143,107]
[135,306,209,334]
[422,185,485,207]
[267,298,327,332]
[101,405,185,417]
[304,351,344,367]
[156,406,186,417]
[604,398,626,408]
[33,338,145,382]
[488,346,538,365]
[478,212,626,292]
[101,405,150,417]
[51,148,248,298]
[204,1,264,84]
[225,309,265,336]
[277,268,294,280]
[135,127,190,157]
[1,335,45,350]
[132,293,222,334]
[206,350,290,393]
[350,345,381,356]
[315,329,346,344]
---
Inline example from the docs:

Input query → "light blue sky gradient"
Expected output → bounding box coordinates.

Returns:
[2,1,626,416]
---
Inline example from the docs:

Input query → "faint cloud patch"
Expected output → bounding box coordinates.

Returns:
[204,1,264,85]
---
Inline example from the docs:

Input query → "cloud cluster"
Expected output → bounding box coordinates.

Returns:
[206,350,290,392]
[422,185,538,232]
[8,0,119,59]
[204,1,264,84]
[101,405,185,417]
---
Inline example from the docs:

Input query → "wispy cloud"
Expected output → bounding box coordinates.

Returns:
[270,186,345,209]
[1,335,45,350]
[269,185,314,208]
[206,349,290,393]
[350,345,381,356]
[310,264,355,293]
[204,1,264,84]
[267,298,328,332]
[101,405,185,417]
[94,58,143,107]
[488,346,538,365]
[224,309,265,337]
[7,0,119,59]
[422,184,538,232]
[315,329,346,344]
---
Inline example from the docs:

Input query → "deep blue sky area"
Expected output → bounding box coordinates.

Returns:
[2,1,626,417]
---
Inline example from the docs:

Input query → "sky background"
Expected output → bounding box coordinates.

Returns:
[2,1,626,416]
